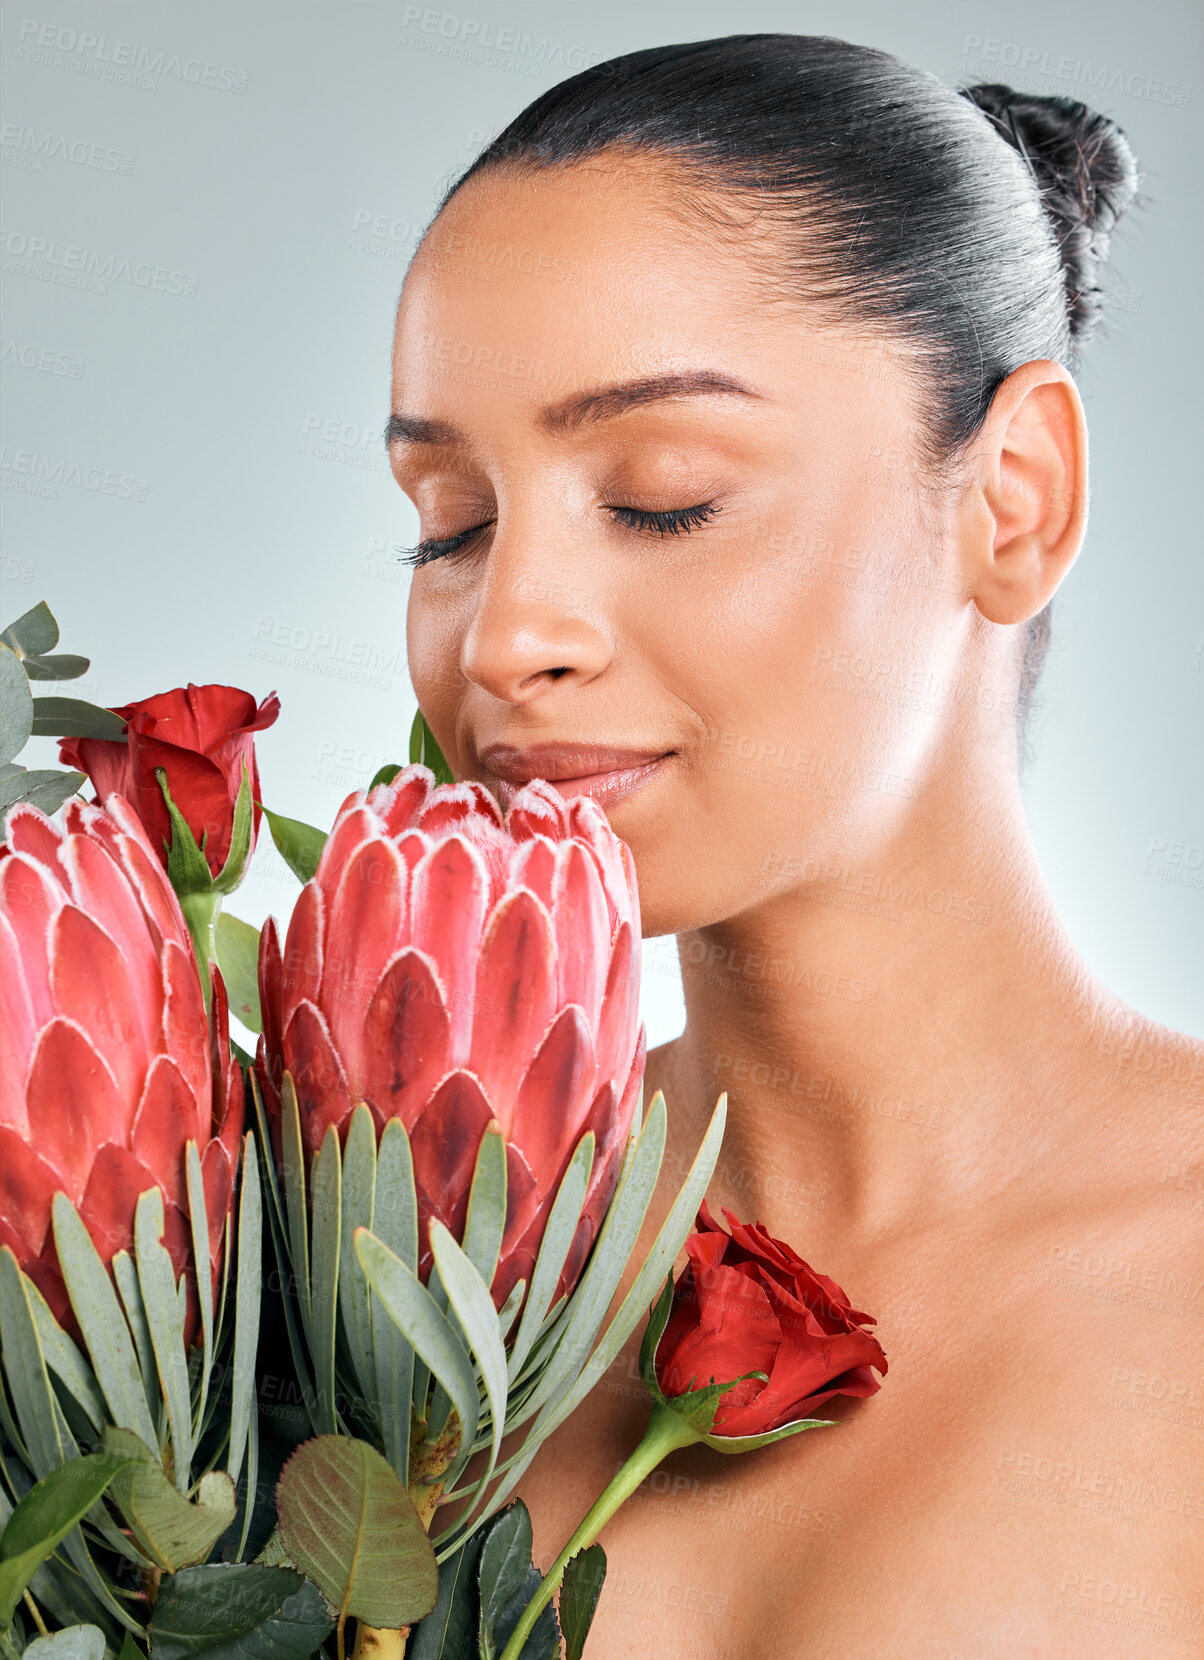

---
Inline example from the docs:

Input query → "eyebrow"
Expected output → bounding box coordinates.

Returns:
[385,369,763,448]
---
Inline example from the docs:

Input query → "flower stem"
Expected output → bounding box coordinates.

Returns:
[497,1401,701,1660]
[180,888,222,1011]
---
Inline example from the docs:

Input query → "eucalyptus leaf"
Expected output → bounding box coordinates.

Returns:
[275,1435,438,1628]
[29,698,126,739]
[147,1563,334,1660]
[259,806,326,884]
[1,600,59,657]
[22,655,91,682]
[23,1626,106,1660]
[134,1190,193,1493]
[214,913,263,1034]
[0,1451,132,1626]
[228,1135,262,1486]
[0,643,34,766]
[0,768,84,820]
[558,1544,606,1660]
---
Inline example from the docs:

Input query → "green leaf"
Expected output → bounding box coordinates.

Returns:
[259,805,326,885]
[51,1196,159,1451]
[336,1108,379,1419]
[155,769,215,896]
[275,1435,438,1628]
[0,767,85,820]
[368,1119,418,1484]
[23,1627,106,1660]
[147,1563,334,1660]
[407,1526,486,1660]
[505,1132,593,1387]
[0,1248,79,1479]
[227,1136,262,1487]
[427,1223,507,1496]
[0,642,34,766]
[1,600,58,657]
[476,1502,532,1660]
[214,913,263,1032]
[407,710,455,785]
[212,761,255,896]
[29,698,126,739]
[353,1231,478,1464]
[22,654,91,681]
[558,1544,607,1660]
[0,1452,132,1626]
[367,763,402,790]
[309,1128,341,1436]
[102,1427,237,1572]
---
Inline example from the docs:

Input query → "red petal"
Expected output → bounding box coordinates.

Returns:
[59,833,163,1033]
[0,911,37,1132]
[592,920,639,1089]
[0,1126,61,1257]
[409,834,490,1065]
[467,890,557,1133]
[77,1145,159,1267]
[504,781,568,841]
[409,1070,493,1247]
[375,767,433,836]
[280,881,324,1033]
[160,939,212,1134]
[1,851,66,1028]
[510,836,556,911]
[511,1005,596,1193]
[500,1141,539,1259]
[25,1017,125,1197]
[358,948,451,1132]
[201,1138,234,1264]
[551,843,610,1030]
[4,803,67,878]
[258,913,284,1067]
[131,1055,199,1210]
[282,1000,351,1155]
[315,807,378,913]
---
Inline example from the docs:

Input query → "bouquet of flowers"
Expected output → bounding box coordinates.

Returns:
[0,600,887,1660]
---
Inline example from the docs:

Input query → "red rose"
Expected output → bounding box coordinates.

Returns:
[58,682,279,878]
[653,1198,887,1436]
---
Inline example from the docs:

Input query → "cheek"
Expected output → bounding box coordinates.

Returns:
[405,581,466,740]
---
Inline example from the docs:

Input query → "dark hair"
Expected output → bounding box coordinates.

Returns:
[434,34,1142,766]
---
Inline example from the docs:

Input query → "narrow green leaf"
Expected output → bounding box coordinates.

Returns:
[460,1126,507,1297]
[0,643,34,766]
[111,1250,159,1427]
[1,600,58,656]
[29,698,126,739]
[213,912,263,1033]
[280,1076,313,1354]
[21,653,90,682]
[427,1223,508,1495]
[367,763,401,790]
[259,805,326,884]
[25,1280,106,1432]
[506,1132,593,1387]
[0,1451,132,1626]
[23,1626,106,1660]
[407,710,455,785]
[275,1436,438,1627]
[134,1190,193,1493]
[337,1106,379,1413]
[353,1230,478,1467]
[559,1543,607,1660]
[51,1196,159,1452]
[369,1119,417,1483]
[147,1562,333,1660]
[228,1135,262,1485]
[102,1428,235,1572]
[0,1248,75,1477]
[309,1127,341,1435]
[185,1145,215,1434]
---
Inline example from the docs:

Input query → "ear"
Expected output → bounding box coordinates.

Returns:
[958,360,1088,626]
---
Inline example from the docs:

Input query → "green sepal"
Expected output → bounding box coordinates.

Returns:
[212,759,256,895]
[408,709,455,785]
[258,804,326,884]
[155,769,215,897]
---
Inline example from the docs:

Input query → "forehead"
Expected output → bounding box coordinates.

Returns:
[391,151,918,439]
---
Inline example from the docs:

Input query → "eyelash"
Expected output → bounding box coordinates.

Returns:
[395,499,721,568]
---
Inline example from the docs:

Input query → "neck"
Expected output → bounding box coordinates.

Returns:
[658,757,1126,1248]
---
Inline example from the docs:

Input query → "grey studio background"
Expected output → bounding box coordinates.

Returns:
[2,0,1201,1050]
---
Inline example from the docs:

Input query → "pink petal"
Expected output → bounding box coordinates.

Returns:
[592,921,640,1088]
[0,1126,62,1257]
[24,1016,124,1198]
[201,1137,234,1264]
[358,948,451,1132]
[551,842,610,1031]
[511,1005,596,1193]
[281,881,324,1033]
[282,999,352,1155]
[322,836,406,1081]
[78,1144,160,1267]
[1,851,66,1027]
[375,767,433,836]
[315,806,379,913]
[504,781,568,842]
[4,804,67,878]
[0,911,36,1132]
[509,836,556,912]
[409,834,490,1065]
[59,833,162,1048]
[160,939,212,1134]
[409,1069,494,1249]
[48,905,145,1112]
[468,890,558,1133]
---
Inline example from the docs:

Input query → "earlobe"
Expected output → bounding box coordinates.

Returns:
[966,360,1089,627]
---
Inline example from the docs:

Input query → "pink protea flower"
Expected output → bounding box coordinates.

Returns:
[255,765,645,1312]
[0,795,245,1338]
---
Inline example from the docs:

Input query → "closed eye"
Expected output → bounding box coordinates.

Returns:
[395,499,721,568]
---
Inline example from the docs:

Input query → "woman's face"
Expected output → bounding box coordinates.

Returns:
[391,152,986,937]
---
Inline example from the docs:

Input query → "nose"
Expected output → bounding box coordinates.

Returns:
[458,529,613,705]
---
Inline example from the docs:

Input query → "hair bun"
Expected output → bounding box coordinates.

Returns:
[959,83,1141,347]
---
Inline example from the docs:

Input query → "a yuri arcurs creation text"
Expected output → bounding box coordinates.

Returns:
[0,599,886,1660]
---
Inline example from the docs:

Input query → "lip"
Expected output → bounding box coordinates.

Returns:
[478,742,675,811]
